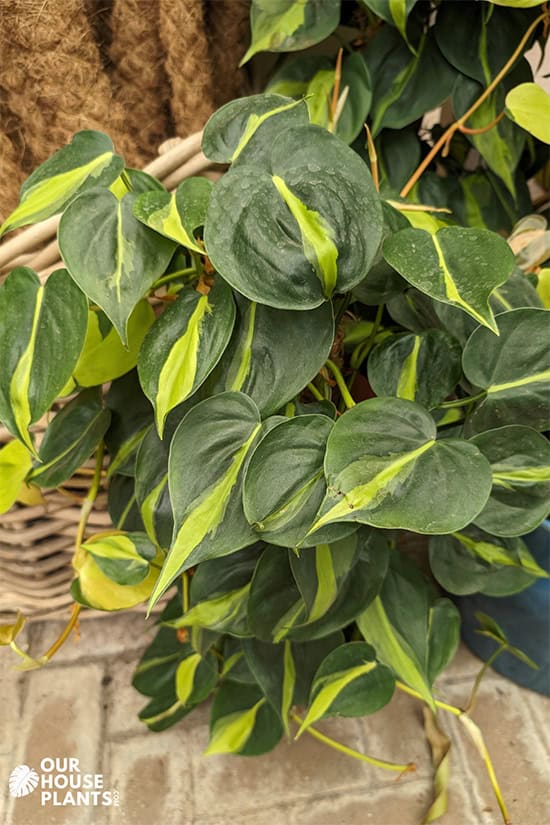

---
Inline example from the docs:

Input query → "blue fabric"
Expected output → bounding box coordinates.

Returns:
[456,521,550,696]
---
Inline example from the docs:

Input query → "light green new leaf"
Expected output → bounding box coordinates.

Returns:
[0,130,123,236]
[470,426,550,536]
[0,440,32,514]
[240,0,341,65]
[296,641,395,736]
[429,527,547,597]
[506,83,550,144]
[462,308,550,433]
[202,93,309,166]
[207,295,333,418]
[383,226,515,332]
[138,279,235,436]
[205,124,383,310]
[148,393,262,610]
[132,177,212,254]
[367,330,462,409]
[31,389,110,488]
[71,301,155,388]
[310,397,492,535]
[358,554,460,710]
[206,682,283,756]
[0,268,87,455]
[81,531,157,586]
[59,189,176,343]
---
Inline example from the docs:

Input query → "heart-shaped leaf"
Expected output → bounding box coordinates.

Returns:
[240,0,341,65]
[470,425,550,536]
[0,130,123,236]
[132,177,212,254]
[243,414,355,547]
[202,93,309,165]
[462,308,550,433]
[138,279,236,436]
[367,329,462,409]
[383,226,515,331]
[429,526,548,596]
[207,296,334,418]
[205,682,283,756]
[59,190,176,343]
[296,641,395,737]
[31,389,111,488]
[0,268,87,455]
[506,82,550,144]
[357,553,460,711]
[148,393,263,610]
[204,125,383,309]
[310,397,492,535]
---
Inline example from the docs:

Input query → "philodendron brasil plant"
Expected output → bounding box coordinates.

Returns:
[1,18,550,825]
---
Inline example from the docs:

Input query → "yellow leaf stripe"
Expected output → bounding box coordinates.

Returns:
[148,425,261,612]
[492,466,550,485]
[0,440,32,514]
[231,99,305,159]
[155,294,211,436]
[486,369,550,395]
[227,301,257,391]
[281,641,296,736]
[159,193,204,254]
[167,583,251,629]
[0,152,113,235]
[141,475,168,544]
[396,335,421,400]
[272,175,339,298]
[204,698,266,755]
[432,234,496,331]
[309,544,338,622]
[296,660,378,737]
[452,532,548,578]
[10,286,45,455]
[358,597,435,711]
[175,654,202,705]
[310,440,435,532]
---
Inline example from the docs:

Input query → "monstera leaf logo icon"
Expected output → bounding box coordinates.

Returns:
[8,765,40,797]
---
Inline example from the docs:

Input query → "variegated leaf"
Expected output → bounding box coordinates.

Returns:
[138,279,235,436]
[0,130,123,236]
[0,268,87,455]
[148,393,263,611]
[383,227,515,331]
[132,177,212,254]
[309,397,492,535]
[59,189,176,344]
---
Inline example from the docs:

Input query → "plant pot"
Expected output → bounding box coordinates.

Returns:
[456,520,550,696]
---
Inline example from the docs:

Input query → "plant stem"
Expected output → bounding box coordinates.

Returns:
[182,571,190,613]
[395,682,511,824]
[464,643,507,714]
[438,391,486,409]
[459,111,505,136]
[290,713,415,775]
[395,682,462,717]
[350,303,384,371]
[74,442,104,552]
[400,10,549,197]
[151,266,197,289]
[325,359,356,409]
[43,603,82,661]
[307,382,325,402]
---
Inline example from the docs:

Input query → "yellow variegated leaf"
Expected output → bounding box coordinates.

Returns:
[204,698,266,756]
[296,660,378,736]
[175,654,202,705]
[0,440,32,514]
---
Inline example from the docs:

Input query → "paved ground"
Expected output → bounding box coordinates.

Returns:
[0,613,548,825]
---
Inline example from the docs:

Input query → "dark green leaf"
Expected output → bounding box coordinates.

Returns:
[0,268,87,455]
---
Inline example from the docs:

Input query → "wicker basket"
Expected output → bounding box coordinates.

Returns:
[0,132,218,622]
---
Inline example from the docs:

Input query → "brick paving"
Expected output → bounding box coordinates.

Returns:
[0,614,548,825]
